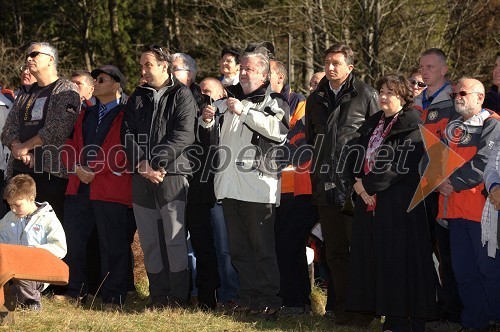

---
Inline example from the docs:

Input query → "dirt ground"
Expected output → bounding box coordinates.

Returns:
[131,232,147,283]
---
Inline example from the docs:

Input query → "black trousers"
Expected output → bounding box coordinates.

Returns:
[186,198,220,307]
[223,198,282,309]
[64,194,130,304]
[317,205,352,313]
[275,194,318,307]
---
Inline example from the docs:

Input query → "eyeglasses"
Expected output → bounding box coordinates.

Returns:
[19,65,29,72]
[95,77,116,84]
[450,91,482,99]
[173,67,190,72]
[409,78,426,88]
[26,51,53,59]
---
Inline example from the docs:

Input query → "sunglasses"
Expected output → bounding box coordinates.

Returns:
[95,77,116,84]
[149,44,168,61]
[26,51,53,59]
[450,91,482,99]
[409,78,426,88]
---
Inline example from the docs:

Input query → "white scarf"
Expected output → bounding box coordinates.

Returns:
[481,143,499,258]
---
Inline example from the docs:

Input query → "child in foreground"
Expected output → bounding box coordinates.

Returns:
[0,174,67,310]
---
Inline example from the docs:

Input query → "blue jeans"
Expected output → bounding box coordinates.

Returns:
[211,203,239,304]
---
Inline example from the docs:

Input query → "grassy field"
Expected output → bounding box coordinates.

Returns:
[6,283,382,332]
[6,237,382,331]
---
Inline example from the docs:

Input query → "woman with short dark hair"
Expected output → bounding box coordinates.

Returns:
[346,74,437,332]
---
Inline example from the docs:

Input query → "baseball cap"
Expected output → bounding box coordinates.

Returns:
[91,65,127,90]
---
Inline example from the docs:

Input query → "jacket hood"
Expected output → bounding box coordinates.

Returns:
[30,202,54,219]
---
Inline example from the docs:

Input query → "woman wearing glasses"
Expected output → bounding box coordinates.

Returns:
[345,74,437,332]
[408,67,426,97]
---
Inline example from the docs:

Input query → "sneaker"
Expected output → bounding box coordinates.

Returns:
[426,319,461,332]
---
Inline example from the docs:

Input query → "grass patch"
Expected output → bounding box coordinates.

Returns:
[6,279,382,331]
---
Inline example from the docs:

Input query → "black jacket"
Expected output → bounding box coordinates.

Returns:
[121,76,196,176]
[305,74,378,206]
[352,108,424,196]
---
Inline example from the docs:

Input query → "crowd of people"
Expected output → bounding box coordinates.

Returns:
[0,40,499,332]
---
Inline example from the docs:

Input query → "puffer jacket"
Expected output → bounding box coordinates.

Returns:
[305,74,378,206]
[0,202,67,259]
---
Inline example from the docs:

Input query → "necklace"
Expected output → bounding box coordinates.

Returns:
[22,86,47,121]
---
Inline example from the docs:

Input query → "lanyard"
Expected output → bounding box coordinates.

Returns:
[422,82,449,109]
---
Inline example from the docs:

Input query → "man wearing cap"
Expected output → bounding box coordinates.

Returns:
[59,65,132,310]
[1,41,80,222]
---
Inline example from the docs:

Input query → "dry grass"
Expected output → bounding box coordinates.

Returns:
[6,283,381,332]
[6,236,382,331]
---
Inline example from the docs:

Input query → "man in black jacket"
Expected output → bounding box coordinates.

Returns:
[305,43,378,324]
[121,45,197,309]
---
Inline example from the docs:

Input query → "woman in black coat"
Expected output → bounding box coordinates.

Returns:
[345,74,437,332]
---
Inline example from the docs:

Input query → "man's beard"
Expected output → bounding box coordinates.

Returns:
[455,102,474,118]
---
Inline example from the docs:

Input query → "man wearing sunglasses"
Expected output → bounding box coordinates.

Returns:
[414,48,463,332]
[60,65,131,311]
[1,42,80,223]
[436,78,500,331]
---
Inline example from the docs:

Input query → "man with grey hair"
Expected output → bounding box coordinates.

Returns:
[203,47,289,320]
[436,77,500,331]
[171,53,198,87]
[172,52,203,111]
[1,41,80,222]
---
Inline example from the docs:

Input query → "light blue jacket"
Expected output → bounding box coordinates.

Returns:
[0,202,67,259]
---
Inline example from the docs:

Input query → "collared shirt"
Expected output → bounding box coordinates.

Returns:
[100,98,120,118]
[329,80,346,96]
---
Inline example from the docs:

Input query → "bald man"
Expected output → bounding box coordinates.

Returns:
[436,77,500,330]
[308,71,325,93]
[200,77,226,102]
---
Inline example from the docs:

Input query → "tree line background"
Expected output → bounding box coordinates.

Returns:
[0,0,498,95]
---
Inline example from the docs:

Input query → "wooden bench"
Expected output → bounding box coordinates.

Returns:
[0,243,69,325]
